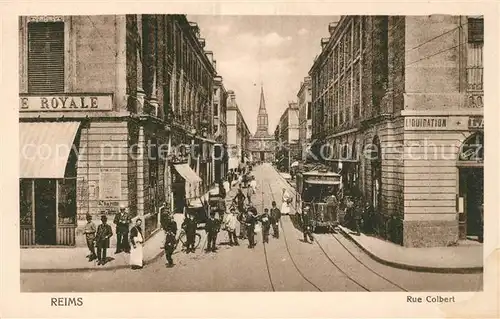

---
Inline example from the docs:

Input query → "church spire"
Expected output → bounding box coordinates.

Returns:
[259,83,266,112]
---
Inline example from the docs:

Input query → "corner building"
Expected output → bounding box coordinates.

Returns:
[309,16,483,247]
[19,15,222,248]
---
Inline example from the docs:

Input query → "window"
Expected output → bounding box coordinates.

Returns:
[213,102,219,116]
[307,102,312,120]
[333,83,338,127]
[57,178,76,225]
[353,62,360,119]
[467,18,484,92]
[28,22,64,93]
[20,179,33,226]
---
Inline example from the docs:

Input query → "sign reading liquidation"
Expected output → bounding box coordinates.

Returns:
[19,94,113,112]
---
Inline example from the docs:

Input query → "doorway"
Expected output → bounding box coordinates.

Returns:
[458,168,484,239]
[34,179,57,245]
[260,151,265,161]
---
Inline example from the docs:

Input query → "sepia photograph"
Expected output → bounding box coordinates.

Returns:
[15,12,487,294]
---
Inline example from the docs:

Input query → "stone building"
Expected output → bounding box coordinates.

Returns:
[275,102,300,172]
[226,90,251,171]
[249,85,276,163]
[212,75,229,182]
[297,77,313,162]
[309,15,483,247]
[18,15,225,247]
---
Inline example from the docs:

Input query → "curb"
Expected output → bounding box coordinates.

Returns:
[20,248,170,273]
[336,226,483,274]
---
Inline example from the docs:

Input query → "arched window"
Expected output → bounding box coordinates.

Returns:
[458,132,484,163]
[371,135,382,210]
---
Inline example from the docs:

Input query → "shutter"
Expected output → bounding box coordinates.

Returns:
[468,18,484,43]
[28,22,65,93]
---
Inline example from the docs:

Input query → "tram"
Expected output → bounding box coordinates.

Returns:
[295,168,342,233]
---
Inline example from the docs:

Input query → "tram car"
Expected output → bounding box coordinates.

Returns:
[296,168,341,233]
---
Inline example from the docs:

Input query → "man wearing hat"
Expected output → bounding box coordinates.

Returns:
[95,215,113,265]
[301,205,314,244]
[181,212,198,253]
[205,211,220,252]
[113,203,132,254]
[226,207,239,246]
[245,208,258,248]
[83,214,97,261]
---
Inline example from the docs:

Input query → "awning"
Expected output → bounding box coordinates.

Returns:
[19,122,81,179]
[173,164,202,199]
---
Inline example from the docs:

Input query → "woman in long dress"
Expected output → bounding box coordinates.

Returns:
[129,219,144,270]
[281,188,291,215]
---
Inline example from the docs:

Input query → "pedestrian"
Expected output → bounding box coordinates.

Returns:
[182,212,198,253]
[260,208,271,244]
[223,178,230,195]
[129,219,144,269]
[233,187,246,214]
[113,204,131,254]
[95,215,113,265]
[163,211,177,234]
[237,207,248,239]
[301,206,314,244]
[83,214,97,262]
[246,180,255,205]
[218,180,227,199]
[281,188,292,215]
[228,170,233,188]
[205,211,220,252]
[347,198,361,236]
[245,208,258,248]
[226,207,239,246]
[270,201,282,238]
[164,226,176,268]
[249,176,257,193]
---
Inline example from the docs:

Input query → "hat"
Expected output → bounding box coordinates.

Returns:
[264,208,269,212]
[119,203,127,210]
[85,213,92,220]
[101,215,108,221]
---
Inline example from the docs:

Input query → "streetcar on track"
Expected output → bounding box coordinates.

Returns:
[295,168,342,233]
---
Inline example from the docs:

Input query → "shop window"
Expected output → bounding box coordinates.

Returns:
[28,21,64,93]
[58,178,76,225]
[20,179,33,226]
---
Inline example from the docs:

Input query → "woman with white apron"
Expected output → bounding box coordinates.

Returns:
[281,188,291,215]
[129,219,144,269]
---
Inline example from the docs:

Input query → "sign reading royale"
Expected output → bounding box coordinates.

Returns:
[19,94,113,112]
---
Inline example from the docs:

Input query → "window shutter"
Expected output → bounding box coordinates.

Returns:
[468,18,484,43]
[28,22,65,93]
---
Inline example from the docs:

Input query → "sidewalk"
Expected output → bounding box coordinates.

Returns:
[337,225,483,274]
[21,228,167,273]
[21,181,243,273]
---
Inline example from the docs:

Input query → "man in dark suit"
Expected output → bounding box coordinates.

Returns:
[301,206,314,244]
[113,204,131,254]
[270,201,282,238]
[205,211,220,252]
[182,212,198,253]
[95,215,113,265]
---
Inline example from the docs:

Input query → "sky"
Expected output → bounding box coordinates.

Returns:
[188,15,340,135]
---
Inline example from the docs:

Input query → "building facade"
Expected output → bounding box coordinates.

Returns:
[297,77,313,162]
[226,90,251,171]
[212,75,229,182]
[275,102,300,172]
[309,15,483,247]
[249,85,276,163]
[19,14,225,248]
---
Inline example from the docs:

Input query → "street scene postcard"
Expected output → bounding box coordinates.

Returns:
[1,1,499,318]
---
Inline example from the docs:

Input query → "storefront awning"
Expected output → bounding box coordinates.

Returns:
[173,164,202,199]
[19,122,81,179]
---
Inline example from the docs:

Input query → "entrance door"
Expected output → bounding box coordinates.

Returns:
[458,168,484,239]
[260,151,265,161]
[34,179,57,245]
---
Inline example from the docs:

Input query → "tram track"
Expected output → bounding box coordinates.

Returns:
[265,164,409,292]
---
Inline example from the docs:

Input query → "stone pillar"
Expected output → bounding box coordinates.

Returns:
[137,126,145,220]
[115,15,127,112]
[136,14,145,114]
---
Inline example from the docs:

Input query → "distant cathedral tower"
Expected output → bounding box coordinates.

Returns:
[254,85,269,138]
[249,84,275,162]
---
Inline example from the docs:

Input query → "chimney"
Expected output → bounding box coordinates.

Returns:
[321,38,330,50]
[329,22,339,36]
[189,21,200,38]
[205,51,214,64]
[198,38,206,49]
